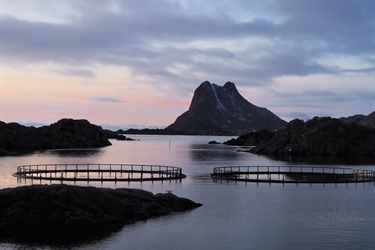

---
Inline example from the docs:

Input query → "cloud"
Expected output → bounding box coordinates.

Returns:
[341,67,375,74]
[53,68,96,78]
[91,97,125,103]
[1,1,373,124]
[2,1,372,88]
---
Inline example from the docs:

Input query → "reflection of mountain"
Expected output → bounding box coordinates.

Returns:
[46,149,103,157]
[284,172,353,182]
[188,144,241,162]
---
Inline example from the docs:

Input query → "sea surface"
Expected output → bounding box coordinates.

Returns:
[0,135,374,250]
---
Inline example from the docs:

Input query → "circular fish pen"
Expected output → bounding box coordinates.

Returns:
[13,164,186,183]
[211,166,375,184]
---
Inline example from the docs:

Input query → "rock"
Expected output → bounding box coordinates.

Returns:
[103,129,126,139]
[166,81,287,134]
[116,135,126,140]
[208,141,220,144]
[0,148,13,156]
[0,119,111,155]
[358,111,375,130]
[225,129,275,146]
[339,114,366,124]
[229,116,375,156]
[0,185,202,243]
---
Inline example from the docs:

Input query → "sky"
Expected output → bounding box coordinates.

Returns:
[1,0,374,129]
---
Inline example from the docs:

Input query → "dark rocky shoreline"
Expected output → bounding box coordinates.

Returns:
[226,116,375,156]
[0,184,202,244]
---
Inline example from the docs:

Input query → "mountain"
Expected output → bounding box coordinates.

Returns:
[166,81,287,134]
[358,111,375,129]
[338,114,366,124]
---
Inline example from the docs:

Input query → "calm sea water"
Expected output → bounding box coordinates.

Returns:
[0,135,374,250]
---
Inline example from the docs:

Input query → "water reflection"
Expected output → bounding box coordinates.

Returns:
[44,149,103,157]
[1,224,122,249]
[1,136,375,250]
[188,144,241,162]
[264,154,375,166]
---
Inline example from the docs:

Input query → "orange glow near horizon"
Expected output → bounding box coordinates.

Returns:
[0,66,192,126]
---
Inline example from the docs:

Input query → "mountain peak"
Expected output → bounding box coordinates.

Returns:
[167,81,287,134]
[223,81,236,89]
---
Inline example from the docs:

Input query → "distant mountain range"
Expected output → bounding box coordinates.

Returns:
[166,81,287,134]
[14,122,165,132]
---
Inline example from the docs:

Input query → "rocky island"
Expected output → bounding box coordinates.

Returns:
[226,115,375,156]
[0,118,112,156]
[0,184,202,243]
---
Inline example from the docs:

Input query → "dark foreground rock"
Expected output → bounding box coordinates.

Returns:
[227,116,375,156]
[0,119,111,156]
[0,185,202,244]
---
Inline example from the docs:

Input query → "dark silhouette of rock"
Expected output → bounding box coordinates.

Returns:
[339,114,366,124]
[166,81,287,134]
[0,184,202,243]
[358,111,375,130]
[0,119,111,155]
[228,116,375,156]
[102,129,138,141]
[103,129,126,139]
[116,135,127,140]
[225,129,275,146]
[338,111,375,130]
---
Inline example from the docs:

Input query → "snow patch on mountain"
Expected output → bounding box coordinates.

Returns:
[211,83,227,111]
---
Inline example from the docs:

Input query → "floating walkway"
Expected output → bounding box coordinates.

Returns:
[211,166,375,184]
[13,164,186,183]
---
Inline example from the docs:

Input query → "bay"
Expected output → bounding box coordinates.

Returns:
[0,135,374,250]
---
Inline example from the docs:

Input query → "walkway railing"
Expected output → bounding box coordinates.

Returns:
[211,166,375,184]
[13,164,186,182]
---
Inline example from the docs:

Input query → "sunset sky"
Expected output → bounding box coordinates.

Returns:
[1,0,374,129]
